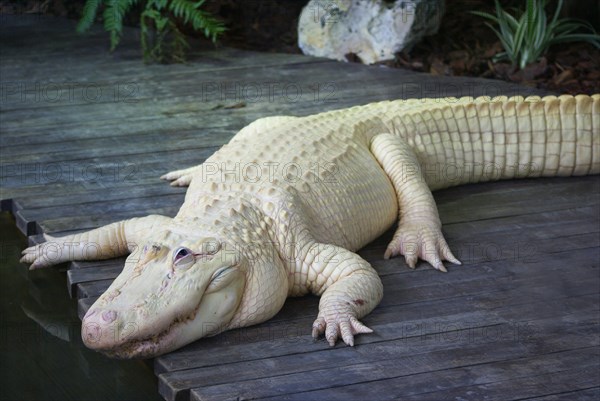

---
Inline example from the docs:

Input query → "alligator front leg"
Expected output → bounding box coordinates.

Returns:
[20,215,172,270]
[305,243,383,346]
[370,133,461,272]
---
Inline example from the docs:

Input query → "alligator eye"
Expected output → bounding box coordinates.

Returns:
[174,248,190,260]
[173,247,194,269]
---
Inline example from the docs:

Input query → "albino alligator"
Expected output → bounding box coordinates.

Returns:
[21,94,599,358]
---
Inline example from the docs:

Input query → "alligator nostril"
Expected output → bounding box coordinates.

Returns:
[102,310,117,323]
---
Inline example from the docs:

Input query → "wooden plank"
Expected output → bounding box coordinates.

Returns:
[12,182,186,211]
[392,365,600,401]
[1,29,329,89]
[68,265,124,299]
[0,52,329,94]
[0,45,542,114]
[77,297,96,320]
[0,128,232,161]
[0,74,534,128]
[250,354,600,401]
[166,295,596,373]
[76,279,113,299]
[3,163,189,205]
[184,312,599,401]
[0,109,246,145]
[18,193,184,226]
[1,153,216,200]
[436,178,600,225]
[525,388,600,400]
[36,206,180,235]
[154,257,598,376]
[0,97,510,157]
[169,311,596,400]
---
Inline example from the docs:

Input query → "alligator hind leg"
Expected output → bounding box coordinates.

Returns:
[370,133,461,272]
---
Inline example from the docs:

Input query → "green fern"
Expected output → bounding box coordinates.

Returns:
[141,1,189,63]
[77,0,226,62]
[103,0,139,51]
[76,0,102,33]
[169,0,226,42]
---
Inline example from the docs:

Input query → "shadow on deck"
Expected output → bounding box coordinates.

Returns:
[1,15,598,401]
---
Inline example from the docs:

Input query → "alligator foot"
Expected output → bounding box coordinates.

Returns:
[160,166,199,187]
[312,314,373,347]
[20,234,61,270]
[384,221,461,272]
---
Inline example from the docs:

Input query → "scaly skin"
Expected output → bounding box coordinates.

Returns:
[21,95,600,358]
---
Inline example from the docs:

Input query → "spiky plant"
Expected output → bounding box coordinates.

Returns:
[471,0,600,70]
[77,0,226,63]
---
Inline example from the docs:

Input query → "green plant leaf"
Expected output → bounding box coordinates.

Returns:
[169,0,226,41]
[103,0,138,51]
[77,0,225,62]
[77,0,102,33]
[472,0,600,70]
[470,10,499,23]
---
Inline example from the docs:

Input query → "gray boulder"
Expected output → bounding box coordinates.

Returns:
[298,0,445,64]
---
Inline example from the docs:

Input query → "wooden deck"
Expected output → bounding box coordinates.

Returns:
[1,15,599,401]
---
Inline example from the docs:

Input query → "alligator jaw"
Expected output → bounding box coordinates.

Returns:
[86,293,207,359]
[100,317,185,359]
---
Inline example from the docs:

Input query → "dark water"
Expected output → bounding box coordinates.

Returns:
[0,212,162,401]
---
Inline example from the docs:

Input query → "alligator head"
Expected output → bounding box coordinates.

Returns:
[81,229,248,358]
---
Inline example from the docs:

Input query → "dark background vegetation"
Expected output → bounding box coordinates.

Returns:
[1,0,599,94]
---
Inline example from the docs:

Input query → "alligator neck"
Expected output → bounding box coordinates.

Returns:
[176,189,292,330]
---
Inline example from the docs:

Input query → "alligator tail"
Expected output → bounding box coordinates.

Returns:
[391,94,599,190]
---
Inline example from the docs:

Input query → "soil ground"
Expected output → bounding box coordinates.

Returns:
[384,0,600,95]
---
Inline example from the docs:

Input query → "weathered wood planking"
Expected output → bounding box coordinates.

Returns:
[2,15,599,401]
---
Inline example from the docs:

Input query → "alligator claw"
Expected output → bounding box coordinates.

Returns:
[20,235,60,270]
[161,167,197,187]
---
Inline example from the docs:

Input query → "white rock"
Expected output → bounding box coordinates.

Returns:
[298,0,445,64]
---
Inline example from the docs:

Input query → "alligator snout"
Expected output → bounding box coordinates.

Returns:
[81,308,125,351]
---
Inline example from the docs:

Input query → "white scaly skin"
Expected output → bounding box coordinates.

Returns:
[21,95,599,358]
